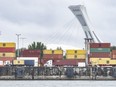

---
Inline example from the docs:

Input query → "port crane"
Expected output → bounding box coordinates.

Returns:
[69,5,101,66]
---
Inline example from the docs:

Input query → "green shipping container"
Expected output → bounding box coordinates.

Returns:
[90,48,110,52]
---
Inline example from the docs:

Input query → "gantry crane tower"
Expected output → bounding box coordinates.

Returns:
[69,5,101,66]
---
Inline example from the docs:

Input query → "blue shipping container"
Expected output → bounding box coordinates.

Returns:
[24,60,34,66]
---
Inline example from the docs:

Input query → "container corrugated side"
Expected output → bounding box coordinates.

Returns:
[76,55,86,59]
[89,58,111,65]
[13,60,24,65]
[0,57,15,61]
[21,50,41,54]
[112,55,116,59]
[0,53,15,57]
[20,53,40,57]
[53,50,63,54]
[90,43,111,48]
[89,52,111,58]
[77,50,86,55]
[43,50,53,54]
[90,48,110,52]
[43,54,53,59]
[0,42,16,47]
[0,47,15,52]
[98,60,110,65]
[112,50,116,54]
[20,49,41,57]
[66,50,76,55]
[109,60,116,65]
[90,58,111,61]
[52,54,63,60]
[53,59,78,66]
[66,55,75,59]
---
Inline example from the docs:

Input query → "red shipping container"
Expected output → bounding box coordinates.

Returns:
[89,52,111,58]
[52,54,63,60]
[112,50,116,55]
[21,49,41,53]
[0,57,15,62]
[43,54,63,60]
[42,54,53,59]
[20,49,41,57]
[112,55,116,59]
[21,50,41,54]
[20,54,41,58]
[0,47,15,52]
[112,50,116,53]
[90,43,111,48]
[77,59,86,62]
[53,59,78,66]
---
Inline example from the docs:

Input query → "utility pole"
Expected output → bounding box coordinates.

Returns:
[16,34,21,57]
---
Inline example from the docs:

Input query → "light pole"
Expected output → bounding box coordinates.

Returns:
[20,37,26,48]
[16,34,21,57]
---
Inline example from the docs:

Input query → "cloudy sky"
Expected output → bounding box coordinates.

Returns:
[0,0,116,49]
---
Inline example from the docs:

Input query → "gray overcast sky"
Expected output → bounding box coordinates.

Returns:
[0,0,116,49]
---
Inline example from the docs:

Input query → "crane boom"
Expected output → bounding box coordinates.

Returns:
[68,5,95,42]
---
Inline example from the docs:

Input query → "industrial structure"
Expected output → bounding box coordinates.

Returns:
[0,5,116,80]
[69,5,102,66]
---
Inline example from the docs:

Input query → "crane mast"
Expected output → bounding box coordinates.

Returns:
[69,5,100,66]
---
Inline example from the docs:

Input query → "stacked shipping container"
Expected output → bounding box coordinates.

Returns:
[53,59,78,66]
[42,50,63,66]
[66,50,86,59]
[0,42,16,66]
[43,50,63,60]
[111,50,116,59]
[20,49,41,58]
[89,43,111,65]
[65,50,86,66]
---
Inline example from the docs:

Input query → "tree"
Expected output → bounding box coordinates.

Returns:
[56,47,62,50]
[28,42,47,59]
[28,42,47,50]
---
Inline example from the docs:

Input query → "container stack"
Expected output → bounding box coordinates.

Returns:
[65,50,86,66]
[53,50,63,60]
[43,50,63,60]
[76,50,86,60]
[66,50,86,59]
[89,43,111,65]
[42,50,63,66]
[43,50,53,60]
[66,50,75,59]
[0,42,16,66]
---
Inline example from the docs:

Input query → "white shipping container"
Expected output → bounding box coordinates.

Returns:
[17,57,39,67]
[0,61,3,66]
[78,62,85,67]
